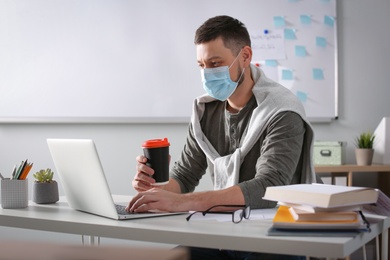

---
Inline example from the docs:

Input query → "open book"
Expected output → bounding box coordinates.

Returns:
[263,183,379,208]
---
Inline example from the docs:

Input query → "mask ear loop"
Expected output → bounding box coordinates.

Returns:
[228,49,245,84]
[235,67,245,84]
[228,49,243,69]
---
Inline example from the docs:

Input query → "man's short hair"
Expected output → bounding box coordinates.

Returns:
[194,15,251,55]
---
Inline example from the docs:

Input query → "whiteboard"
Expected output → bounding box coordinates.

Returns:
[0,0,337,123]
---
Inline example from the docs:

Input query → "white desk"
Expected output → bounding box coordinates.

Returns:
[0,196,389,259]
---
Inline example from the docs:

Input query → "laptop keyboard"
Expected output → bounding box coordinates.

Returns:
[115,204,169,215]
[115,204,134,215]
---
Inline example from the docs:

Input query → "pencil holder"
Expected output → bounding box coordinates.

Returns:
[1,179,28,209]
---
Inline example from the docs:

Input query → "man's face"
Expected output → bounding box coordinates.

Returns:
[196,37,242,82]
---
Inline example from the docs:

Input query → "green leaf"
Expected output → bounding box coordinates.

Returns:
[33,168,55,183]
[355,132,375,149]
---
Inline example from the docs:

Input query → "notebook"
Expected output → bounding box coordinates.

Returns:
[47,138,182,220]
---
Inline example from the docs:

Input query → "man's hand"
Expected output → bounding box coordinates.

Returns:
[126,188,189,213]
[132,155,156,191]
[126,184,245,213]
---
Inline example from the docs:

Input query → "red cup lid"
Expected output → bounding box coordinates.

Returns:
[142,138,170,148]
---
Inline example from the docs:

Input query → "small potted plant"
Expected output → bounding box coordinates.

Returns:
[355,132,375,166]
[32,168,59,204]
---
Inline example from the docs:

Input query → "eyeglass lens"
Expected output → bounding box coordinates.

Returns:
[233,209,244,223]
[244,206,251,219]
[232,206,251,223]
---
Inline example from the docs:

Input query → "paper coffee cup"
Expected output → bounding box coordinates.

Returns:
[142,138,170,185]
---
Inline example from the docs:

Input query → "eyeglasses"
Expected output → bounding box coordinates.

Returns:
[186,204,251,223]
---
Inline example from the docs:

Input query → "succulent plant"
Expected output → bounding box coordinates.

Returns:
[355,132,375,149]
[33,168,55,183]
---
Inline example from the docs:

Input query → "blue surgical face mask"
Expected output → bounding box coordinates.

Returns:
[201,50,245,101]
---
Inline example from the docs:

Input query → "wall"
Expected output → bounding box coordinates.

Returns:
[0,0,390,249]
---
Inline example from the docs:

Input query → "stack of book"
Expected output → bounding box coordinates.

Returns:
[263,183,379,236]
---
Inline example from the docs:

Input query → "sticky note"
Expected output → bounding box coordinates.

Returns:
[296,91,307,103]
[274,16,285,27]
[288,0,299,2]
[284,28,296,40]
[295,45,306,57]
[282,69,293,80]
[316,37,327,47]
[300,15,311,25]
[265,60,278,67]
[313,68,324,80]
[324,15,335,27]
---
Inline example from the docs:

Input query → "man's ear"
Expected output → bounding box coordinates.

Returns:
[242,46,252,66]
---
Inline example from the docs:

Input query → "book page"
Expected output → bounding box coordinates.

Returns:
[363,190,390,216]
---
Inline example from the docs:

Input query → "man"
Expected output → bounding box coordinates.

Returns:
[127,15,316,259]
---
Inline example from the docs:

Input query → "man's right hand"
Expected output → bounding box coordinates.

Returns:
[132,155,156,192]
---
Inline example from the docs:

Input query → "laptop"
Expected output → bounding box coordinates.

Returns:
[47,138,181,220]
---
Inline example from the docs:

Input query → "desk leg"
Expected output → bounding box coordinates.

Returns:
[81,235,100,246]
[347,171,353,186]
[376,236,380,260]
[382,229,388,260]
[331,173,336,185]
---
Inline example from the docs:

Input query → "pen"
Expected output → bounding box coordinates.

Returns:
[11,165,17,179]
[15,160,27,180]
[20,162,33,180]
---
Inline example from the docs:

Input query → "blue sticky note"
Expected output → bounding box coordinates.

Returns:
[313,68,324,80]
[295,45,306,57]
[296,91,307,103]
[274,16,285,27]
[324,15,334,27]
[282,69,293,80]
[300,15,311,25]
[265,60,278,67]
[284,28,296,40]
[316,36,327,47]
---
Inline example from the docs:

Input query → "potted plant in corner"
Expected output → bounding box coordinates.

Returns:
[32,168,59,204]
[355,132,375,166]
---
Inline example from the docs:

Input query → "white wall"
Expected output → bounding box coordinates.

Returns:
[1,0,390,247]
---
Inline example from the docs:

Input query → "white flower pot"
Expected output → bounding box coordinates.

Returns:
[355,148,374,166]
